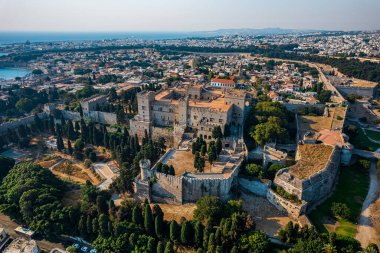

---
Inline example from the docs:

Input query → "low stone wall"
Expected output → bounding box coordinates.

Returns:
[267,189,307,218]
[239,177,269,197]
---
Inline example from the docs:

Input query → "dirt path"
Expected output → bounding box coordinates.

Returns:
[356,161,380,247]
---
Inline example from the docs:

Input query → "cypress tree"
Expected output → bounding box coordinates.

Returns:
[67,140,73,155]
[98,214,108,236]
[56,133,64,151]
[92,218,99,237]
[144,204,154,234]
[164,242,174,253]
[181,220,193,245]
[86,216,93,237]
[132,206,143,227]
[170,220,179,242]
[147,237,156,253]
[156,241,164,253]
[207,233,215,253]
[194,221,204,248]
[155,215,163,238]
[78,215,86,236]
[107,221,113,236]
[216,138,222,155]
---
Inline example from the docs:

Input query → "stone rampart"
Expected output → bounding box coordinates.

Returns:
[0,112,47,135]
[238,177,269,197]
[152,172,183,204]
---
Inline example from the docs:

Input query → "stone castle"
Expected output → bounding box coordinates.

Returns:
[130,85,252,146]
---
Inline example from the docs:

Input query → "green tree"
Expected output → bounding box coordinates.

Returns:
[164,242,174,253]
[144,204,154,234]
[170,220,179,242]
[181,220,193,245]
[194,196,223,224]
[240,231,269,253]
[155,215,164,238]
[157,241,164,253]
[132,206,143,227]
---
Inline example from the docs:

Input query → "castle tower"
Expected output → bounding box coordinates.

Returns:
[140,159,152,181]
[178,96,189,127]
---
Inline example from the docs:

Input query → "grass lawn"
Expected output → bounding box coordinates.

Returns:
[308,163,369,238]
[350,128,380,151]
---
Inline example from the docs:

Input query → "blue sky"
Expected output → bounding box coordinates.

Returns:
[0,0,379,32]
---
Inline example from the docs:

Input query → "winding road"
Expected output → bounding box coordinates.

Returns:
[356,160,380,247]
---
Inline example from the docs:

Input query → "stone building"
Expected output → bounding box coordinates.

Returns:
[270,143,341,217]
[80,95,108,114]
[134,138,246,204]
[130,85,252,146]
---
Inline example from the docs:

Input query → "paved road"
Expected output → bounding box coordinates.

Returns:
[356,160,380,247]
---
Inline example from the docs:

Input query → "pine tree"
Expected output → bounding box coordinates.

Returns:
[144,204,154,234]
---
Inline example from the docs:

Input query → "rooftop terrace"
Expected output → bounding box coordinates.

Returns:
[289,144,334,179]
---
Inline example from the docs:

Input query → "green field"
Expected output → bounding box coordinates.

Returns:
[308,163,369,238]
[350,128,380,151]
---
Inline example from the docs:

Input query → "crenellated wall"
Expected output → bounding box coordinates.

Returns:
[151,172,183,204]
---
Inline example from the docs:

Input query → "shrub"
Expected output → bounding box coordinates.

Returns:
[358,159,371,170]
[84,159,92,168]
[331,202,351,219]
[245,163,263,178]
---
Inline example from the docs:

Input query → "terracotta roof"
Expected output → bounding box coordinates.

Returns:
[211,78,235,85]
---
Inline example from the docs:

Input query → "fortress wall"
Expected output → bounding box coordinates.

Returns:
[182,160,241,202]
[239,177,269,197]
[301,146,341,203]
[0,112,47,135]
[151,126,174,147]
[336,85,378,98]
[267,189,308,218]
[130,120,151,140]
[61,110,81,121]
[61,110,117,125]
[284,103,325,113]
[152,172,183,204]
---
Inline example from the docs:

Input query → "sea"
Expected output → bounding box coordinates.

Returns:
[0,68,31,80]
[0,31,198,45]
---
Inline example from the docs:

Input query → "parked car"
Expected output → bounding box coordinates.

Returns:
[81,246,89,252]
[89,249,97,253]
[73,244,80,249]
